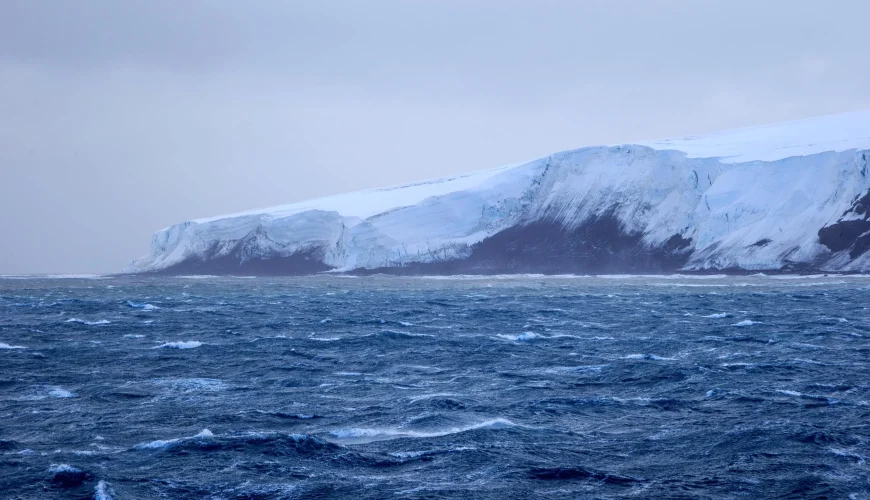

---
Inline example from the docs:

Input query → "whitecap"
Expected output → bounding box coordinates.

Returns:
[544,365,607,374]
[124,334,145,338]
[133,437,181,450]
[732,320,760,327]
[193,429,214,438]
[777,390,803,397]
[127,301,160,310]
[95,480,114,500]
[623,354,675,361]
[48,463,82,474]
[153,341,202,349]
[703,313,728,319]
[705,388,727,399]
[829,448,868,464]
[389,450,430,459]
[497,332,541,342]
[328,418,516,444]
[49,388,76,398]
[134,428,214,450]
[0,343,26,349]
[153,378,226,392]
[65,318,111,326]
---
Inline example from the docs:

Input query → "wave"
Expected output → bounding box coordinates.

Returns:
[543,365,608,374]
[95,480,114,500]
[242,409,319,420]
[703,312,728,318]
[133,429,339,455]
[152,377,226,393]
[1,274,107,280]
[732,320,761,327]
[527,466,641,484]
[623,354,676,361]
[272,412,317,420]
[127,301,160,310]
[0,343,25,349]
[384,446,476,463]
[776,389,839,404]
[134,429,214,450]
[704,388,728,399]
[417,274,555,280]
[497,332,542,342]
[598,274,728,280]
[48,463,92,487]
[327,417,517,444]
[49,387,76,398]
[408,392,461,403]
[365,330,435,340]
[65,318,111,325]
[829,448,868,464]
[153,341,202,349]
[794,358,827,366]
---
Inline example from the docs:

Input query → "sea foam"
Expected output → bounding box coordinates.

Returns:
[153,341,202,349]
[65,318,111,325]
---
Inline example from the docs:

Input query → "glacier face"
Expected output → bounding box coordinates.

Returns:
[129,111,870,275]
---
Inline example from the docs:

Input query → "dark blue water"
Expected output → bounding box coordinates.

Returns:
[1,275,869,499]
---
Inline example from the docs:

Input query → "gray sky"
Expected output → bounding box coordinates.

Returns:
[2,0,869,274]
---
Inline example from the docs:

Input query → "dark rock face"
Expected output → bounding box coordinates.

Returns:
[153,245,334,276]
[463,215,692,274]
[357,215,693,275]
[819,187,870,259]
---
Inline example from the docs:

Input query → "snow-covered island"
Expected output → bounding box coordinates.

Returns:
[129,111,870,275]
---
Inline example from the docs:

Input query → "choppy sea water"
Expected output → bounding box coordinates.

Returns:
[1,275,870,499]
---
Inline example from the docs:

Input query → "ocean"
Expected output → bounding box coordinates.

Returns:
[1,275,869,498]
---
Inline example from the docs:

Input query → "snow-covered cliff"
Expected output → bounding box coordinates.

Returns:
[129,111,870,275]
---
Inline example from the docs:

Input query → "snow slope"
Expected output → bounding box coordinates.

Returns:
[635,110,870,163]
[129,111,870,274]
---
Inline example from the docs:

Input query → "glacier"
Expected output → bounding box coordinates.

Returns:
[129,111,870,275]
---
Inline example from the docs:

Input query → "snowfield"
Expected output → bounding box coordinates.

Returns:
[129,111,870,275]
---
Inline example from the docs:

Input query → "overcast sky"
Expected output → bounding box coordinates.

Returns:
[2,0,869,274]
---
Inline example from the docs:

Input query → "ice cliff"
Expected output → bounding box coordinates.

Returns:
[129,111,870,275]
